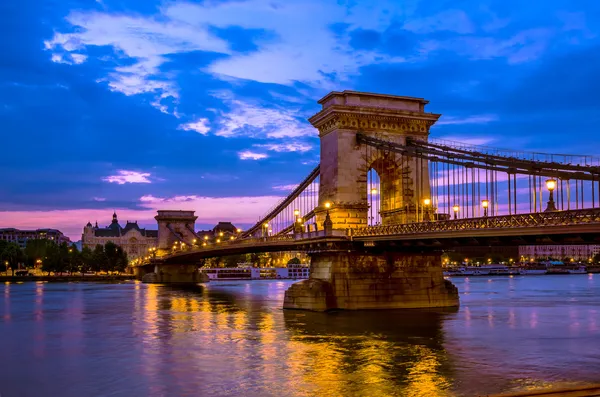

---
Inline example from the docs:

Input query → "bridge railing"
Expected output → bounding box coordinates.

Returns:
[352,208,600,237]
[154,229,353,260]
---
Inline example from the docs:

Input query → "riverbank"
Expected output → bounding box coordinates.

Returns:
[0,275,135,283]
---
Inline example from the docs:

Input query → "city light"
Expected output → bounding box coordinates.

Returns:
[481,199,489,217]
[452,204,459,219]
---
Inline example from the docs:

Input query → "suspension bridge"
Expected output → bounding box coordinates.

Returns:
[134,90,600,311]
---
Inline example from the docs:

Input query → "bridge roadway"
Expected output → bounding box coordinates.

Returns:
[151,208,600,265]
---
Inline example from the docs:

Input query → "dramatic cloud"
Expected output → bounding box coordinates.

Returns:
[103,170,152,185]
[254,142,312,152]
[272,184,299,191]
[437,115,498,126]
[179,118,210,135]
[44,11,230,109]
[238,151,268,160]
[212,91,315,139]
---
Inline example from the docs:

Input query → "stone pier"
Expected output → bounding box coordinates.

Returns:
[283,251,458,311]
[138,263,209,284]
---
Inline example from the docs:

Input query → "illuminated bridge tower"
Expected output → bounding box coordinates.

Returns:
[284,91,458,311]
[309,90,441,229]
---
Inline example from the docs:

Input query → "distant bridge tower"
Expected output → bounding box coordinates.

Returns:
[155,210,198,249]
[309,91,440,229]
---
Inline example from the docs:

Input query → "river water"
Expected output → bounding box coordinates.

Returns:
[1,275,599,397]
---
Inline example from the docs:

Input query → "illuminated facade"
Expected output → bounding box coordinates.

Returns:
[82,212,158,259]
[518,245,600,261]
[0,228,71,249]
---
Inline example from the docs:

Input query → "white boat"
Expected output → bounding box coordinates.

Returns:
[200,266,260,280]
[200,264,310,281]
[519,268,548,275]
[519,265,548,275]
[547,265,587,274]
[444,264,520,276]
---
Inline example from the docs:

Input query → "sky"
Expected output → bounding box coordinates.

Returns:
[1,0,600,240]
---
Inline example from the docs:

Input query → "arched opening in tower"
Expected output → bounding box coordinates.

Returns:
[367,168,381,226]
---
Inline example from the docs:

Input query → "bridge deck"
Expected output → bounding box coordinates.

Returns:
[138,209,600,264]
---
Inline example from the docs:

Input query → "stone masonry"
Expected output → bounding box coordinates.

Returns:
[155,210,198,250]
[283,251,459,311]
[308,90,441,228]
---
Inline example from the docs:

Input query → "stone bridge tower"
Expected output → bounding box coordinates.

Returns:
[155,210,198,250]
[309,91,440,229]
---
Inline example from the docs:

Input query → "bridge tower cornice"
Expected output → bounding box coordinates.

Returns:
[309,91,441,138]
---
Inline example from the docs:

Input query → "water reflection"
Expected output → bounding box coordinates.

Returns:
[283,309,456,397]
[0,277,599,397]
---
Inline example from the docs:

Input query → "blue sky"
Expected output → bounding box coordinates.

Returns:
[1,0,599,239]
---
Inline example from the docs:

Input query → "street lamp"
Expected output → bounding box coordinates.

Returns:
[545,178,557,212]
[423,198,431,221]
[294,209,300,217]
[481,199,489,217]
[236,228,242,233]
[452,204,459,220]
[323,202,333,233]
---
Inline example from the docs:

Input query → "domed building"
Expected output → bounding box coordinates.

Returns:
[82,212,158,259]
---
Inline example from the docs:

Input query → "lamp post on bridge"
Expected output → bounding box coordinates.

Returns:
[294,209,303,234]
[545,178,557,212]
[481,199,489,217]
[423,198,431,222]
[452,204,459,220]
[323,202,333,235]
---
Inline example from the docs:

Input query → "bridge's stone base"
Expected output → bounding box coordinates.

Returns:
[283,252,458,311]
[140,264,209,285]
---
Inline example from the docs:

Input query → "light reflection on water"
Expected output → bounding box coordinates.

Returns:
[0,276,599,397]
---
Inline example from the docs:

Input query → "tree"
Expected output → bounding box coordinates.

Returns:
[80,247,93,274]
[67,244,82,274]
[24,239,52,268]
[104,242,128,273]
[91,245,107,273]
[1,243,24,275]
[287,257,301,265]
[43,243,69,275]
[223,254,245,268]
